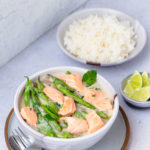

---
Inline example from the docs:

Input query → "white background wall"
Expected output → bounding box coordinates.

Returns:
[0,0,87,67]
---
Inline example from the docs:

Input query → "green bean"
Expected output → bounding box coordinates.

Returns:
[33,82,38,88]
[74,112,86,120]
[34,88,58,115]
[53,81,96,110]
[30,89,57,137]
[57,131,73,138]
[60,120,68,128]
[31,91,41,116]
[97,111,109,119]
[44,114,62,132]
[81,110,88,114]
[38,76,45,90]
[48,74,75,92]
[37,115,56,137]
[41,104,59,120]
[31,91,61,132]
[24,76,32,106]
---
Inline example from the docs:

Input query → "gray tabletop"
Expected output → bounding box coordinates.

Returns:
[1,0,150,149]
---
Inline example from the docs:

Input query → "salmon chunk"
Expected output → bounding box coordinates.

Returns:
[20,107,38,128]
[58,96,76,116]
[86,111,104,133]
[57,74,84,92]
[84,89,112,111]
[60,117,88,135]
[43,86,64,104]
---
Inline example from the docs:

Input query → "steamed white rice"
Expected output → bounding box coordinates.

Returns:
[64,15,136,64]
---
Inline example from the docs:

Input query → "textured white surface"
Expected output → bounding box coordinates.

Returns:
[0,0,87,67]
[0,0,150,150]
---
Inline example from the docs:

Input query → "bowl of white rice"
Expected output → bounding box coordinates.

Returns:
[57,8,146,66]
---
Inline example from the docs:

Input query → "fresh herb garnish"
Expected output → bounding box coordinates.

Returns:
[95,87,101,91]
[92,94,96,97]
[82,70,97,86]
[81,96,84,99]
[66,71,71,74]
[56,102,62,109]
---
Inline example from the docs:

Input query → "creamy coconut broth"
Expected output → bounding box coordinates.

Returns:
[19,70,113,138]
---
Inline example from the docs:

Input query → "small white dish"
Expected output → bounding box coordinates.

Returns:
[57,8,147,66]
[121,74,150,108]
[14,66,119,150]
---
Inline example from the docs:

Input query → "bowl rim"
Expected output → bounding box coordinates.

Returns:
[14,66,119,142]
[57,8,147,66]
[120,73,150,105]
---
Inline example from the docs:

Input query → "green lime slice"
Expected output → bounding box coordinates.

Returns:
[148,77,150,85]
[142,71,149,87]
[131,86,150,101]
[124,71,142,97]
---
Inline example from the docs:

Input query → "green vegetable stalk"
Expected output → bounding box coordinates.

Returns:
[74,112,86,120]
[53,80,96,110]
[38,76,45,90]
[97,111,109,119]
[24,76,32,106]
[48,74,75,92]
[34,87,58,115]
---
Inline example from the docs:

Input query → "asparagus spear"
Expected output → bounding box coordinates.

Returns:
[96,111,109,119]
[57,131,73,138]
[52,77,109,119]
[33,82,38,88]
[41,104,59,120]
[31,89,61,132]
[37,115,56,137]
[34,87,58,115]
[30,89,56,137]
[24,76,32,106]
[53,80,96,110]
[31,88,59,120]
[38,76,45,90]
[48,74,75,92]
[44,114,62,132]
[60,120,68,128]
[74,112,86,120]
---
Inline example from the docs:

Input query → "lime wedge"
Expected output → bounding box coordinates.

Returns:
[142,71,149,86]
[124,71,142,97]
[131,86,150,101]
[148,77,150,85]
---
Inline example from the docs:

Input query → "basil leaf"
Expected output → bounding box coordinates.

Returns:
[82,70,97,86]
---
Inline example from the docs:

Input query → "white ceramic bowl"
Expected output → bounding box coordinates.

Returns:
[57,8,147,66]
[121,73,150,108]
[14,66,119,150]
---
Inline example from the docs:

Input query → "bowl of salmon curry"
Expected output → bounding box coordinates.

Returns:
[14,67,119,150]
